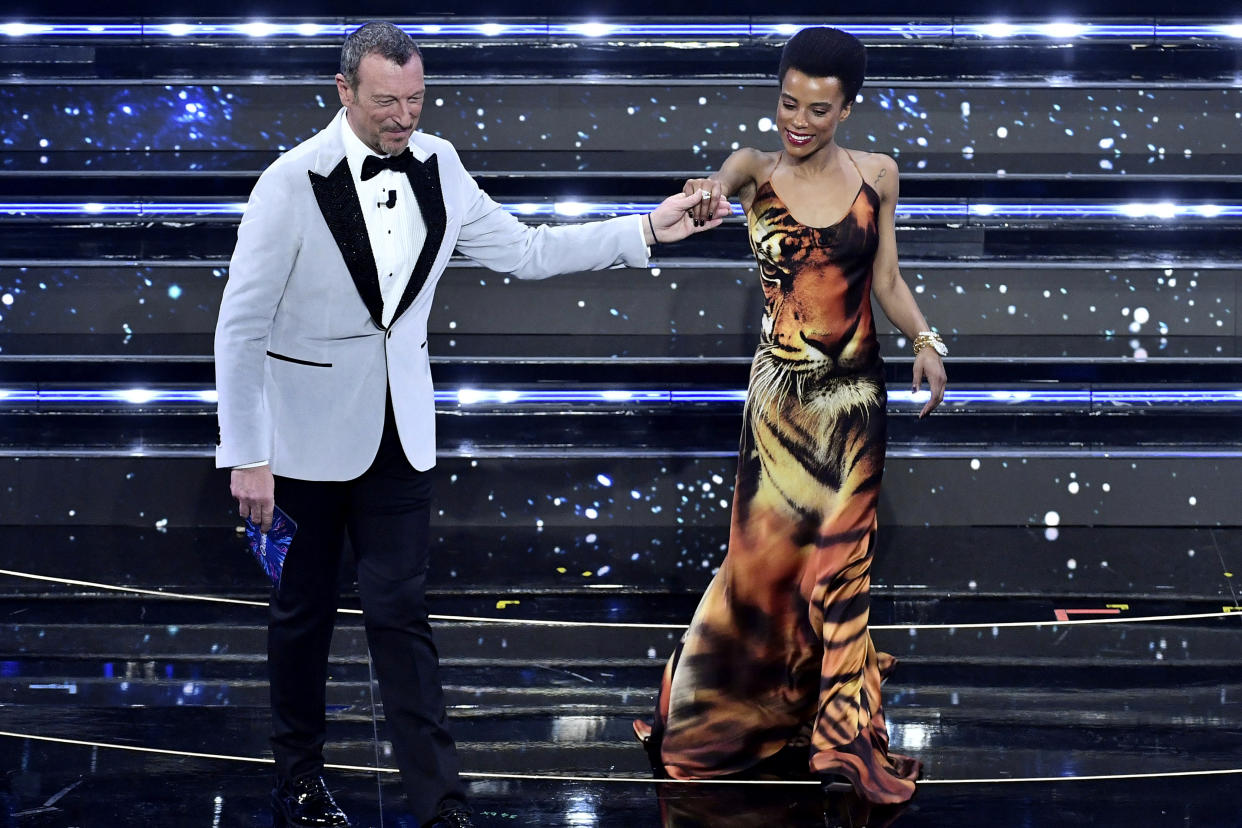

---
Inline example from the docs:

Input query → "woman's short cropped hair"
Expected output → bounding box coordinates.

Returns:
[778,27,867,103]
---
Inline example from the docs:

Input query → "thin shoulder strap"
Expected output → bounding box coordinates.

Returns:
[843,149,864,176]
[768,151,784,181]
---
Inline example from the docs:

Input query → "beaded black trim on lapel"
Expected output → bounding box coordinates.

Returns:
[308,159,385,328]
[389,153,447,325]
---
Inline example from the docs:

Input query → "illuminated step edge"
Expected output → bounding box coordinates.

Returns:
[2,21,1241,41]
[1,202,1239,220]
[2,445,1242,460]
[3,388,1242,406]
[3,258,1241,271]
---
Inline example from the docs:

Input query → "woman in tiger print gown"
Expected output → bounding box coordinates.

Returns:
[635,27,946,805]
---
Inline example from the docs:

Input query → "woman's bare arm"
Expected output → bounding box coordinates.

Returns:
[868,153,947,417]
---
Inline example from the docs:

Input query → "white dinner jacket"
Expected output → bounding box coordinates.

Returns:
[214,108,649,480]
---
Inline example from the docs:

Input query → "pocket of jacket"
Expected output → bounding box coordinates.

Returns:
[266,350,332,368]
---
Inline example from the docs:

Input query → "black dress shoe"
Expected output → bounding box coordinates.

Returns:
[425,806,475,828]
[271,775,351,827]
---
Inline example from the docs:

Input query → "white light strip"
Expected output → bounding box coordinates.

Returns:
[955,22,1156,38]
[8,388,1242,408]
[7,201,1242,221]
[0,567,358,615]
[8,21,1241,41]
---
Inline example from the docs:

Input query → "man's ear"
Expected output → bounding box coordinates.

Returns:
[335,74,352,107]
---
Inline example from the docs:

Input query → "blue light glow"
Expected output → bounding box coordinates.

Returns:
[4,387,1242,408]
[8,20,1239,41]
[758,23,959,38]
[161,22,350,38]
[956,22,1156,38]
[0,389,219,404]
[7,201,1242,221]
[550,22,749,37]
[560,22,617,38]
[452,389,668,405]
[1156,24,1242,38]
[1095,390,1242,403]
[0,202,247,217]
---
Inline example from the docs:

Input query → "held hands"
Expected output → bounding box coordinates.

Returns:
[231,465,275,532]
[682,177,725,226]
[913,349,947,419]
[645,182,731,244]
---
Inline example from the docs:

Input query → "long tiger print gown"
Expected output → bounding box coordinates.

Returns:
[638,152,920,805]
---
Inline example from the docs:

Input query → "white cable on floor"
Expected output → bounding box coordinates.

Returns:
[0,568,1238,631]
[0,568,361,615]
[0,730,1239,787]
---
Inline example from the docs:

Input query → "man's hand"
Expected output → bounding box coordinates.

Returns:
[231,465,275,532]
[913,350,947,419]
[646,189,732,244]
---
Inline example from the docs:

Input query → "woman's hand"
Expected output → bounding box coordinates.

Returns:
[913,349,946,418]
[682,177,725,226]
[646,189,732,244]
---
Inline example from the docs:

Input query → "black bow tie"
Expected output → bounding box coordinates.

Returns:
[360,149,413,181]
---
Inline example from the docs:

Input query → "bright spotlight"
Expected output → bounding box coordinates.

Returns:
[572,22,615,38]
[1040,21,1086,38]
[554,201,589,217]
[239,21,274,38]
[121,389,156,404]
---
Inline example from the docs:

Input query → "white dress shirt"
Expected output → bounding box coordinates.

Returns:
[340,111,427,328]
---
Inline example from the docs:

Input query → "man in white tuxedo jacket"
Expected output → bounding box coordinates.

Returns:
[214,21,726,828]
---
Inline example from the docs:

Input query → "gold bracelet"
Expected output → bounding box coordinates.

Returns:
[912,330,947,357]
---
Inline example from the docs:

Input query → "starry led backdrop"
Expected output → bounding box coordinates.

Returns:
[1,31,1239,599]
[0,264,1237,359]
[2,453,1239,597]
[0,82,1238,173]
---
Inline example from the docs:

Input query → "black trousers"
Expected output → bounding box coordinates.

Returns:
[269,398,465,824]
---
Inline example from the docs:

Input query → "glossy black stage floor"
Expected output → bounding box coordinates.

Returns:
[3,544,1241,826]
[3,12,1242,828]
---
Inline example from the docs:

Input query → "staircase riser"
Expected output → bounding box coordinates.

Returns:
[0,265,1235,340]
[3,455,1240,527]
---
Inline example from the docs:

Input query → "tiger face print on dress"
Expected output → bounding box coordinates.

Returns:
[749,178,880,377]
[742,178,885,525]
[640,159,920,807]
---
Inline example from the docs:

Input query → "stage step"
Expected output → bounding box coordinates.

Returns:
[1,452,1241,528]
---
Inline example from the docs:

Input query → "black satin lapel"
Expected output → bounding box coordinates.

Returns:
[389,153,447,324]
[308,159,385,328]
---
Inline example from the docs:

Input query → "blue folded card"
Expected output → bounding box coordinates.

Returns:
[244,505,297,587]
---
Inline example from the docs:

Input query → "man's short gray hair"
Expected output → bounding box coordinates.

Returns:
[340,22,421,90]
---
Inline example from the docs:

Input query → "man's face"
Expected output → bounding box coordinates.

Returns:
[336,52,425,155]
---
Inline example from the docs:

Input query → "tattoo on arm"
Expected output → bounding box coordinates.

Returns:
[875,168,887,186]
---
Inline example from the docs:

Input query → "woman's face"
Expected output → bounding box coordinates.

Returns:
[776,69,852,158]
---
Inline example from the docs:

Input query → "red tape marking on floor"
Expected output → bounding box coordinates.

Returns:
[1053,608,1122,622]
